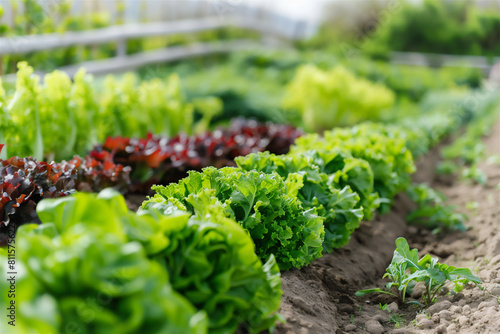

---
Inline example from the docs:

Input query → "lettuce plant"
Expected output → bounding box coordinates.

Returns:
[292,122,415,213]
[283,65,395,131]
[236,151,364,252]
[17,189,281,334]
[141,191,282,333]
[406,183,467,234]
[0,150,130,245]
[143,167,325,270]
[11,192,208,333]
[0,63,223,160]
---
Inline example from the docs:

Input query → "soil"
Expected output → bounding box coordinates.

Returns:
[125,193,148,211]
[276,120,500,334]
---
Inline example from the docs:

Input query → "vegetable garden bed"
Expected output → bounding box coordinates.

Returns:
[1,59,499,334]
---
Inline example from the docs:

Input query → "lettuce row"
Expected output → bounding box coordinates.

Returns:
[0,149,131,245]
[235,151,366,252]
[91,118,302,193]
[292,123,416,213]
[1,189,281,334]
[143,167,325,271]
[144,126,415,268]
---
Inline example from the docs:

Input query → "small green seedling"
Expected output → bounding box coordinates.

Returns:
[465,201,479,211]
[356,237,481,305]
[436,161,459,175]
[461,165,487,185]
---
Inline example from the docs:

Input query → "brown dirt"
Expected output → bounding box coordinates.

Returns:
[276,120,500,334]
[125,193,148,211]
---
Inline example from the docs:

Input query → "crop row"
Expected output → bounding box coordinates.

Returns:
[2,89,498,333]
[91,118,301,193]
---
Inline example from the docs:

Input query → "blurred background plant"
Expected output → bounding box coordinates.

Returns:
[0,0,498,157]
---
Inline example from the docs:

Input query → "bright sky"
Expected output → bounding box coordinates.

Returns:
[242,0,333,23]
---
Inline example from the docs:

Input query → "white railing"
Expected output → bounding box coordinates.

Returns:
[0,8,314,80]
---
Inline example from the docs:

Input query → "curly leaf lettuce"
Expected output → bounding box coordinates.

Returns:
[142,191,282,334]
[145,167,325,270]
[292,123,415,213]
[236,151,364,252]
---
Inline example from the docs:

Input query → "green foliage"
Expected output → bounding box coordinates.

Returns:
[439,91,500,184]
[292,123,415,213]
[387,89,500,161]
[136,50,484,128]
[356,238,481,305]
[13,192,208,333]
[4,62,43,160]
[0,257,60,333]
[436,160,459,175]
[141,192,282,334]
[171,61,289,124]
[346,59,482,102]
[363,0,500,57]
[406,184,467,234]
[0,63,222,160]
[8,189,282,334]
[460,165,487,185]
[143,167,325,270]
[235,151,364,252]
[100,73,195,138]
[283,65,395,131]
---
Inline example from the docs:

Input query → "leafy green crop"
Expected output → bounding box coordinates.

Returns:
[356,237,481,305]
[283,65,395,131]
[363,0,500,58]
[299,149,380,220]
[0,255,60,333]
[143,167,325,270]
[4,62,43,160]
[14,203,207,333]
[406,183,467,234]
[141,191,282,333]
[438,91,500,185]
[236,151,364,252]
[292,122,415,213]
[3,189,282,333]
